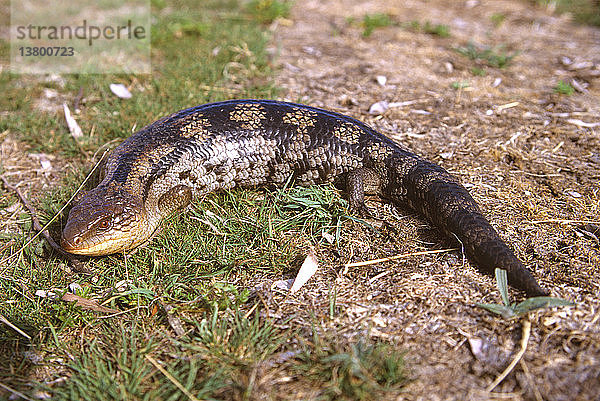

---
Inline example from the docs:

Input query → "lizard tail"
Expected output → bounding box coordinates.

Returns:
[394,157,548,296]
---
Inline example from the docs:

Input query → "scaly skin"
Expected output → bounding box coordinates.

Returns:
[61,99,548,296]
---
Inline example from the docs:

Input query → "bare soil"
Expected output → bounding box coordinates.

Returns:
[265,0,599,399]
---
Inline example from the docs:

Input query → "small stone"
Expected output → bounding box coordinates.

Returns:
[560,56,572,66]
[272,279,294,291]
[376,75,387,86]
[369,101,389,115]
[322,230,335,244]
[468,337,485,359]
[440,151,454,160]
[570,79,588,93]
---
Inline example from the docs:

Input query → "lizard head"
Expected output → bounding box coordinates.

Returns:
[61,186,150,256]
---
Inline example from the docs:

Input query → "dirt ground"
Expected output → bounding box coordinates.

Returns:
[1,0,599,400]
[265,0,599,400]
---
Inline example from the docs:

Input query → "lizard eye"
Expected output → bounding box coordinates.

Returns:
[96,218,112,231]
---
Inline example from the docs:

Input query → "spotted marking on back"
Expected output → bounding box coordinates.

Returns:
[368,142,393,162]
[332,121,363,144]
[177,113,212,139]
[229,103,267,130]
[282,108,318,134]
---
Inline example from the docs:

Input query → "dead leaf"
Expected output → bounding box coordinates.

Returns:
[61,293,119,314]
[290,251,319,293]
[63,103,83,138]
[109,83,132,99]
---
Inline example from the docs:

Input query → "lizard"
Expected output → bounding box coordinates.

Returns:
[60,99,548,296]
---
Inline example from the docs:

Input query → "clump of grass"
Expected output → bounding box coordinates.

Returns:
[554,80,575,95]
[47,325,158,400]
[246,0,291,24]
[490,12,506,27]
[454,41,518,68]
[296,337,407,400]
[402,20,451,37]
[358,16,450,38]
[48,311,290,400]
[361,13,393,37]
[451,81,470,89]
[471,67,487,76]
[164,310,289,399]
[196,281,250,311]
[422,21,451,37]
[190,309,286,366]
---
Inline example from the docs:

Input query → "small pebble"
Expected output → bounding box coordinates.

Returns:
[369,100,389,115]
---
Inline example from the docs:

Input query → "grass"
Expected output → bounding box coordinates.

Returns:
[477,269,573,319]
[357,14,451,38]
[421,21,451,37]
[0,4,424,396]
[533,0,600,26]
[470,67,487,76]
[0,1,277,156]
[451,81,471,90]
[490,12,506,27]
[46,312,287,400]
[554,80,575,95]
[454,41,519,68]
[1,3,389,396]
[296,334,407,400]
[361,13,394,37]
[0,0,353,398]
[246,0,292,24]
[49,325,157,400]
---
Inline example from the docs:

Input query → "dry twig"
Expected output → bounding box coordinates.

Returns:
[0,382,36,401]
[0,313,32,340]
[0,150,109,268]
[487,318,532,392]
[344,248,458,268]
[0,175,74,260]
[145,355,204,401]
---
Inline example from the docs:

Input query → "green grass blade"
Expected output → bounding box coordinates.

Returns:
[513,297,574,316]
[495,268,510,307]
[475,303,515,319]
